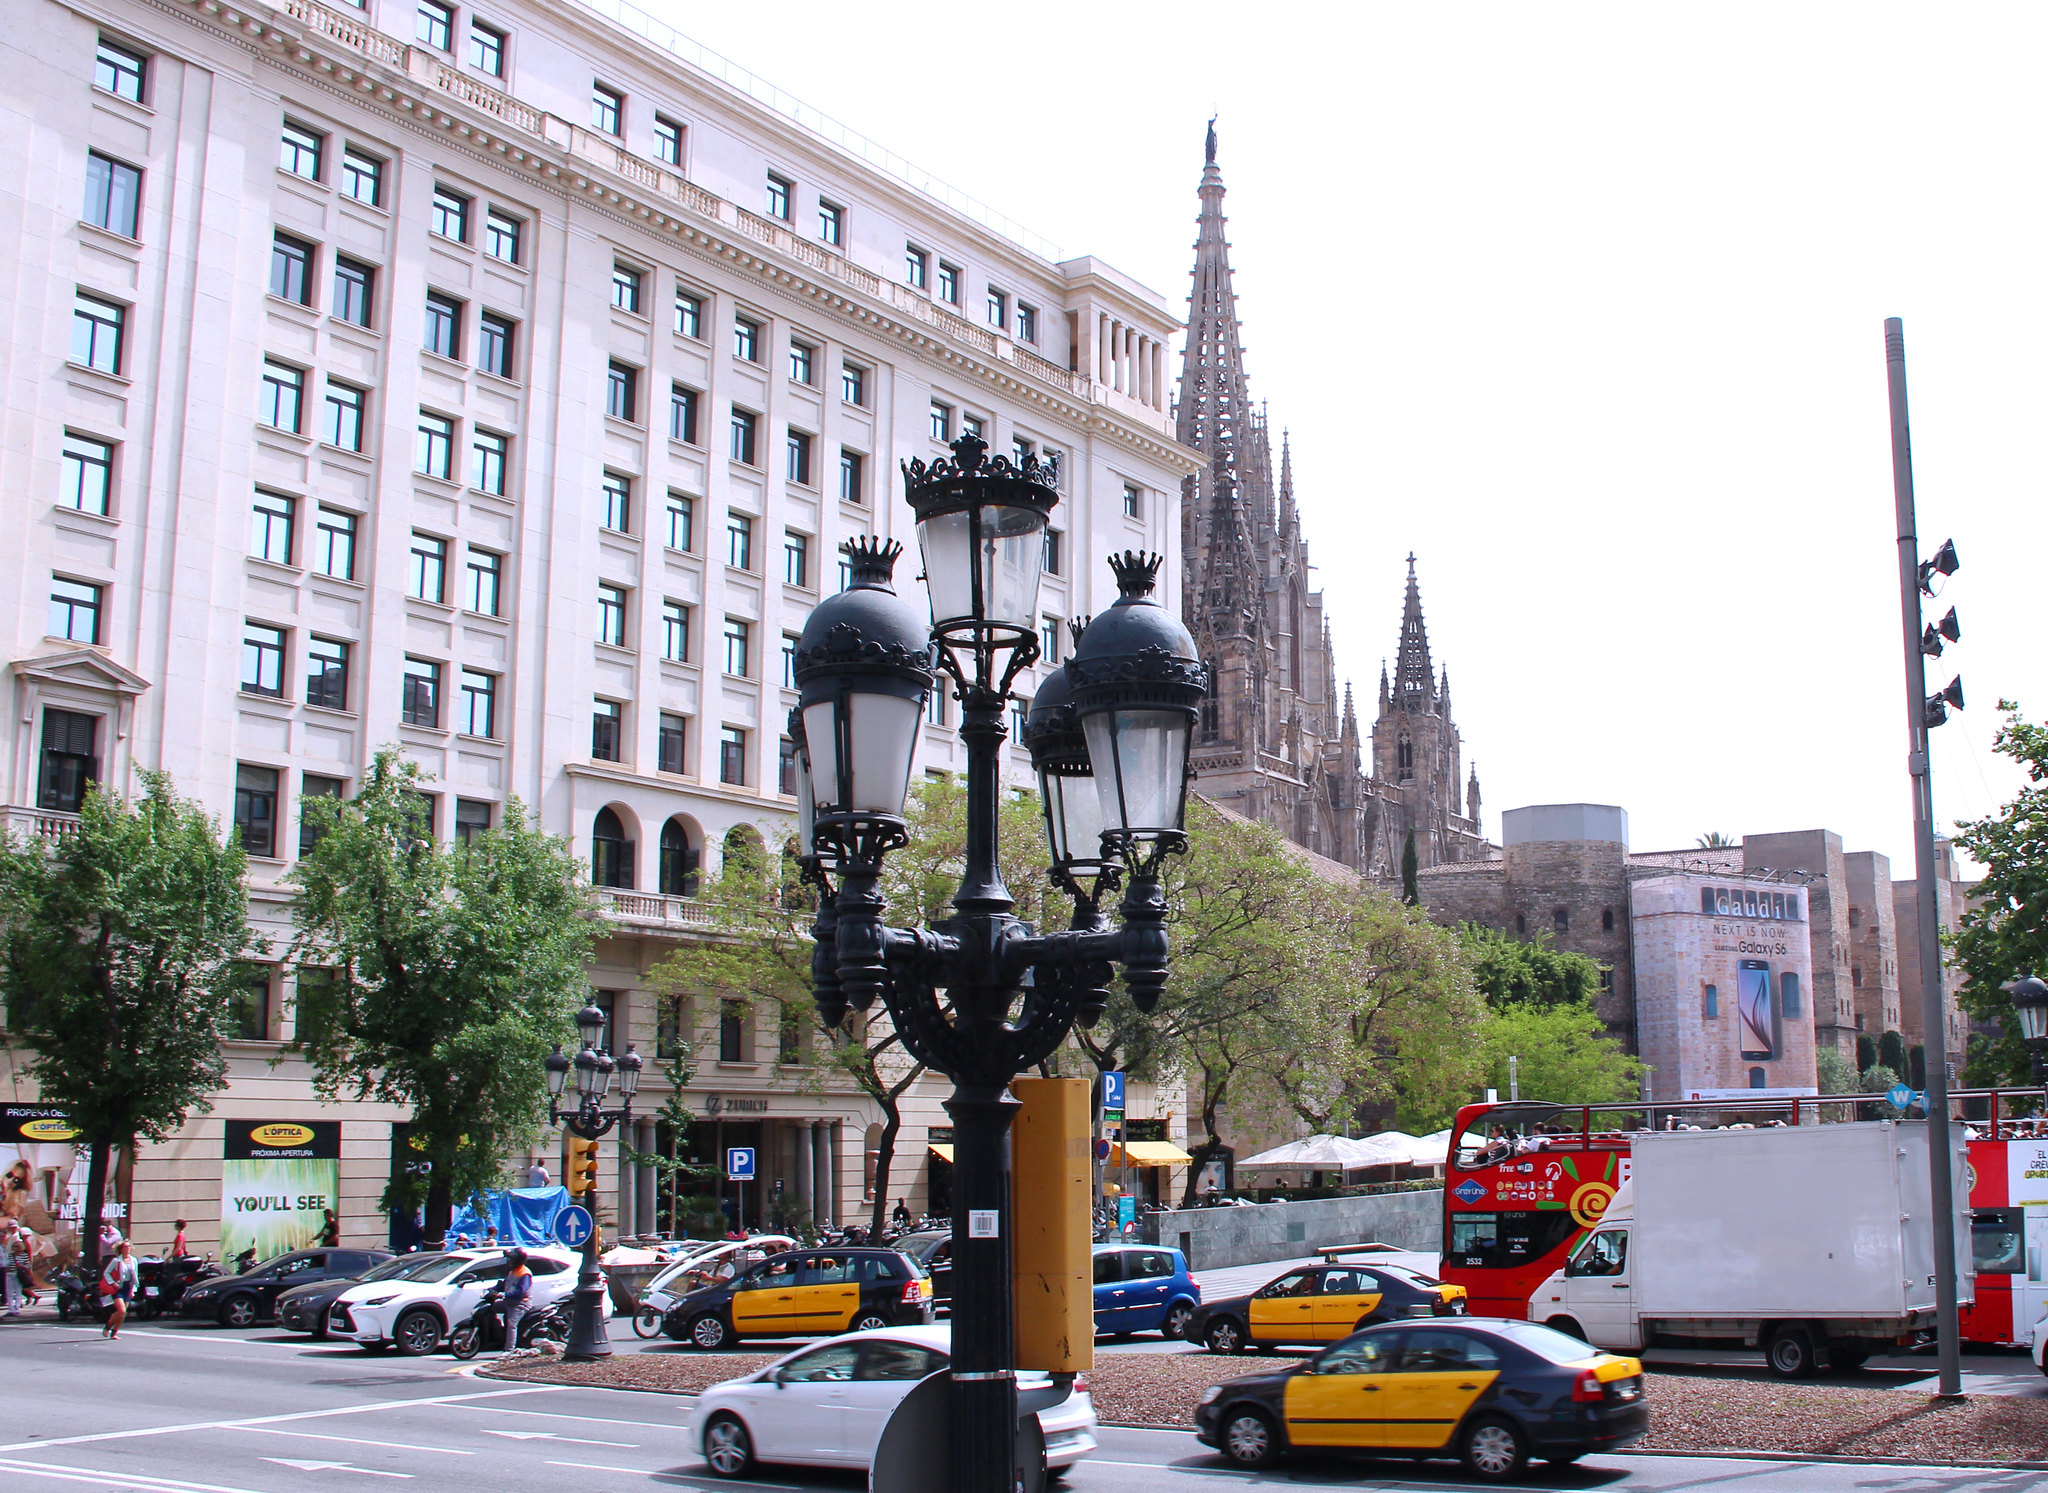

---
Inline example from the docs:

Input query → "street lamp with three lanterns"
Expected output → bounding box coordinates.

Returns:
[543,999,642,1362]
[789,433,1205,1492]
[2010,975,2048,1085]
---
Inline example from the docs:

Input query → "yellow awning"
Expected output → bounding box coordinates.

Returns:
[1115,1140,1195,1166]
[927,1143,955,1162]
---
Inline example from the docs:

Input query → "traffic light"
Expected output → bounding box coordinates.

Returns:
[565,1133,600,1200]
[1011,1077,1092,1374]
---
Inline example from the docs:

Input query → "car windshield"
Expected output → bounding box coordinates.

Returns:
[363,1254,445,1283]
[1483,1319,1613,1363]
[406,1256,479,1285]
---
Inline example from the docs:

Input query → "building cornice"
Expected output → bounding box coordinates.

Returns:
[150,0,1202,476]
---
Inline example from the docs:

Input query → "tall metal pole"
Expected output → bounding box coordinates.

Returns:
[1883,316,1962,1399]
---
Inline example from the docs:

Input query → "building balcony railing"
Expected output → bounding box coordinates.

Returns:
[593,887,804,937]
[0,805,82,843]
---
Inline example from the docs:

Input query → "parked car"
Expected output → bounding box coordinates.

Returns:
[328,1246,589,1355]
[1192,1317,1647,1480]
[2033,1308,2047,1378]
[687,1323,1097,1480]
[1185,1259,1466,1354]
[633,1236,800,1334]
[894,1231,952,1310]
[178,1248,392,1329]
[278,1252,444,1338]
[1092,1244,1200,1339]
[663,1246,933,1351]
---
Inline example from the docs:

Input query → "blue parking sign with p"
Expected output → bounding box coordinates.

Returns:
[727,1147,756,1180]
[1101,1072,1125,1111]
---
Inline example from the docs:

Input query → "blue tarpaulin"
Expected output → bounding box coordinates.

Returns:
[445,1186,571,1246]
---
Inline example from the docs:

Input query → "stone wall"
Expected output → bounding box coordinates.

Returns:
[1843,850,1902,1038]
[1144,1189,1443,1270]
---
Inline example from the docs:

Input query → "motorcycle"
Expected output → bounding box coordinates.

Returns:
[448,1288,570,1359]
[132,1255,220,1320]
[52,1266,112,1325]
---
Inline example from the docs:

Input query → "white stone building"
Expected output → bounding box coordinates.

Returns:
[0,0,1197,1254]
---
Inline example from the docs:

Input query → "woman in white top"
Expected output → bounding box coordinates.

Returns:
[101,1240,139,1339]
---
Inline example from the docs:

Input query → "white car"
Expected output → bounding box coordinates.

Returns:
[685,1324,1098,1480]
[328,1247,593,1355]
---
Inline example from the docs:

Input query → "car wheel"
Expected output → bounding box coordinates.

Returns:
[852,1312,891,1333]
[1460,1416,1529,1481]
[1544,1316,1588,1344]
[220,1295,259,1329]
[1204,1318,1245,1355]
[690,1314,732,1351]
[391,1309,442,1357]
[1163,1301,1196,1339]
[1765,1325,1819,1379]
[701,1412,755,1478]
[632,1307,664,1339]
[1217,1405,1281,1469]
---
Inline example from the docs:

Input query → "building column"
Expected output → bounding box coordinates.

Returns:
[619,1145,637,1238]
[813,1122,835,1229]
[636,1120,658,1236]
[793,1118,813,1229]
[1152,340,1165,410]
[1097,312,1111,385]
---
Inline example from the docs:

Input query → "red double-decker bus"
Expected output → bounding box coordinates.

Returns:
[1439,1090,2044,1332]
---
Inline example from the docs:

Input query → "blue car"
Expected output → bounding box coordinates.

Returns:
[1092,1244,1200,1339]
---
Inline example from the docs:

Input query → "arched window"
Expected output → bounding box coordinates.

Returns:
[1747,1067,1767,1089]
[591,807,633,889]
[723,823,766,884]
[1515,913,1526,939]
[659,818,699,896]
[1199,658,1220,741]
[1288,580,1302,690]
[1553,908,1568,936]
[1397,736,1413,780]
[1602,908,1614,933]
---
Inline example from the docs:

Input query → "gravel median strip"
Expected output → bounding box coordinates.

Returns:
[483,1351,2048,1463]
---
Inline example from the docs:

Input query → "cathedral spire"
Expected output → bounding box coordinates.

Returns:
[1393,553,1436,714]
[1278,430,1296,537]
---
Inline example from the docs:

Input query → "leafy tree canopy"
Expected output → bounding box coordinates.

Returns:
[1953,702,2048,1086]
[1458,923,1604,1009]
[0,773,254,1264]
[288,750,593,1230]
[1471,999,1643,1118]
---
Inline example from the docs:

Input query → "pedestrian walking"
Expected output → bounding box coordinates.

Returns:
[3,1221,25,1315]
[101,1240,139,1338]
[169,1219,188,1258]
[499,1248,533,1351]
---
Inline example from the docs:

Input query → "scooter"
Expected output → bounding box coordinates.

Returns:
[52,1266,113,1324]
[447,1288,569,1359]
[133,1255,220,1319]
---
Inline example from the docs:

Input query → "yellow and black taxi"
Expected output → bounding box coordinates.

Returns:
[1193,1318,1647,1480]
[1184,1261,1467,1354]
[662,1247,934,1350]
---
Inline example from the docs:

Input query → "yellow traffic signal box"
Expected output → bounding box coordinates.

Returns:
[564,1133,600,1200]
[1011,1077,1092,1373]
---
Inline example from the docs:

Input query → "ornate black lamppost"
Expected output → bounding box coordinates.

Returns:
[543,1001,642,1362]
[2011,976,2048,1086]
[791,435,1205,1493]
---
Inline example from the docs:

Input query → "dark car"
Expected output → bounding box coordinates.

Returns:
[664,1247,934,1351]
[895,1231,951,1310]
[179,1248,393,1329]
[1192,1317,1647,1480]
[1185,1260,1467,1354]
[1093,1244,1200,1339]
[277,1251,433,1338]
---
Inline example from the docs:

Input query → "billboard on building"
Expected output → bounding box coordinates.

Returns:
[1631,876,1819,1101]
[3,1104,122,1260]
[221,1120,342,1259]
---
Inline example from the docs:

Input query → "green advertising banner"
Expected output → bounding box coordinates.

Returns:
[221,1121,341,1260]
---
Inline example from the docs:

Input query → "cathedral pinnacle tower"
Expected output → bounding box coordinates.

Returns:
[1175,130,1488,875]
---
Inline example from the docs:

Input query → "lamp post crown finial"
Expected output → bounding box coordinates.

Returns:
[840,536,904,591]
[1109,551,1163,599]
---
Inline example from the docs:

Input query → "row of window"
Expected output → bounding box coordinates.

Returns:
[904,247,1040,343]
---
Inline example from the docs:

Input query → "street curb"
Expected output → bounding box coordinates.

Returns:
[1092,1422,2048,1471]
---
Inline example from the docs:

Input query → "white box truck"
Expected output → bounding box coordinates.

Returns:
[1528,1121,1972,1378]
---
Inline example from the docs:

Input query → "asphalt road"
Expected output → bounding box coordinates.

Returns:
[4,1314,2044,1492]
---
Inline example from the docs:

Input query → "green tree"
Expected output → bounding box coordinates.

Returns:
[1697,832,1735,848]
[1476,1000,1643,1112]
[1856,1032,1878,1072]
[1458,923,1603,1009]
[288,750,594,1236]
[1860,1063,1902,1093]
[0,774,254,1267]
[1400,831,1420,906]
[1815,1049,1860,1113]
[1878,1029,1907,1076]
[1953,702,2048,1085]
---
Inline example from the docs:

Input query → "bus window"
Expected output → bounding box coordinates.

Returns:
[1448,1214,1498,1265]
[1973,1209,2024,1276]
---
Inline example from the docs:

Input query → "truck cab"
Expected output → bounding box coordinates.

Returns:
[1533,1187,1641,1353]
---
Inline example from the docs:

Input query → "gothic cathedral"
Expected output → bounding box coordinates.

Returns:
[1176,128,1490,877]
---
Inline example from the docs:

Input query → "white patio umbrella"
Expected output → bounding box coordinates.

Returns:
[1235,1134,1374,1170]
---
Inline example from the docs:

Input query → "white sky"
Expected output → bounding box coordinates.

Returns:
[647,1,2048,873]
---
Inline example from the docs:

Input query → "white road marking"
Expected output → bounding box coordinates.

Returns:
[427,1401,682,1430]
[481,1429,639,1447]
[263,1458,412,1478]
[0,1385,567,1454]
[0,1458,276,1493]
[231,1426,473,1455]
